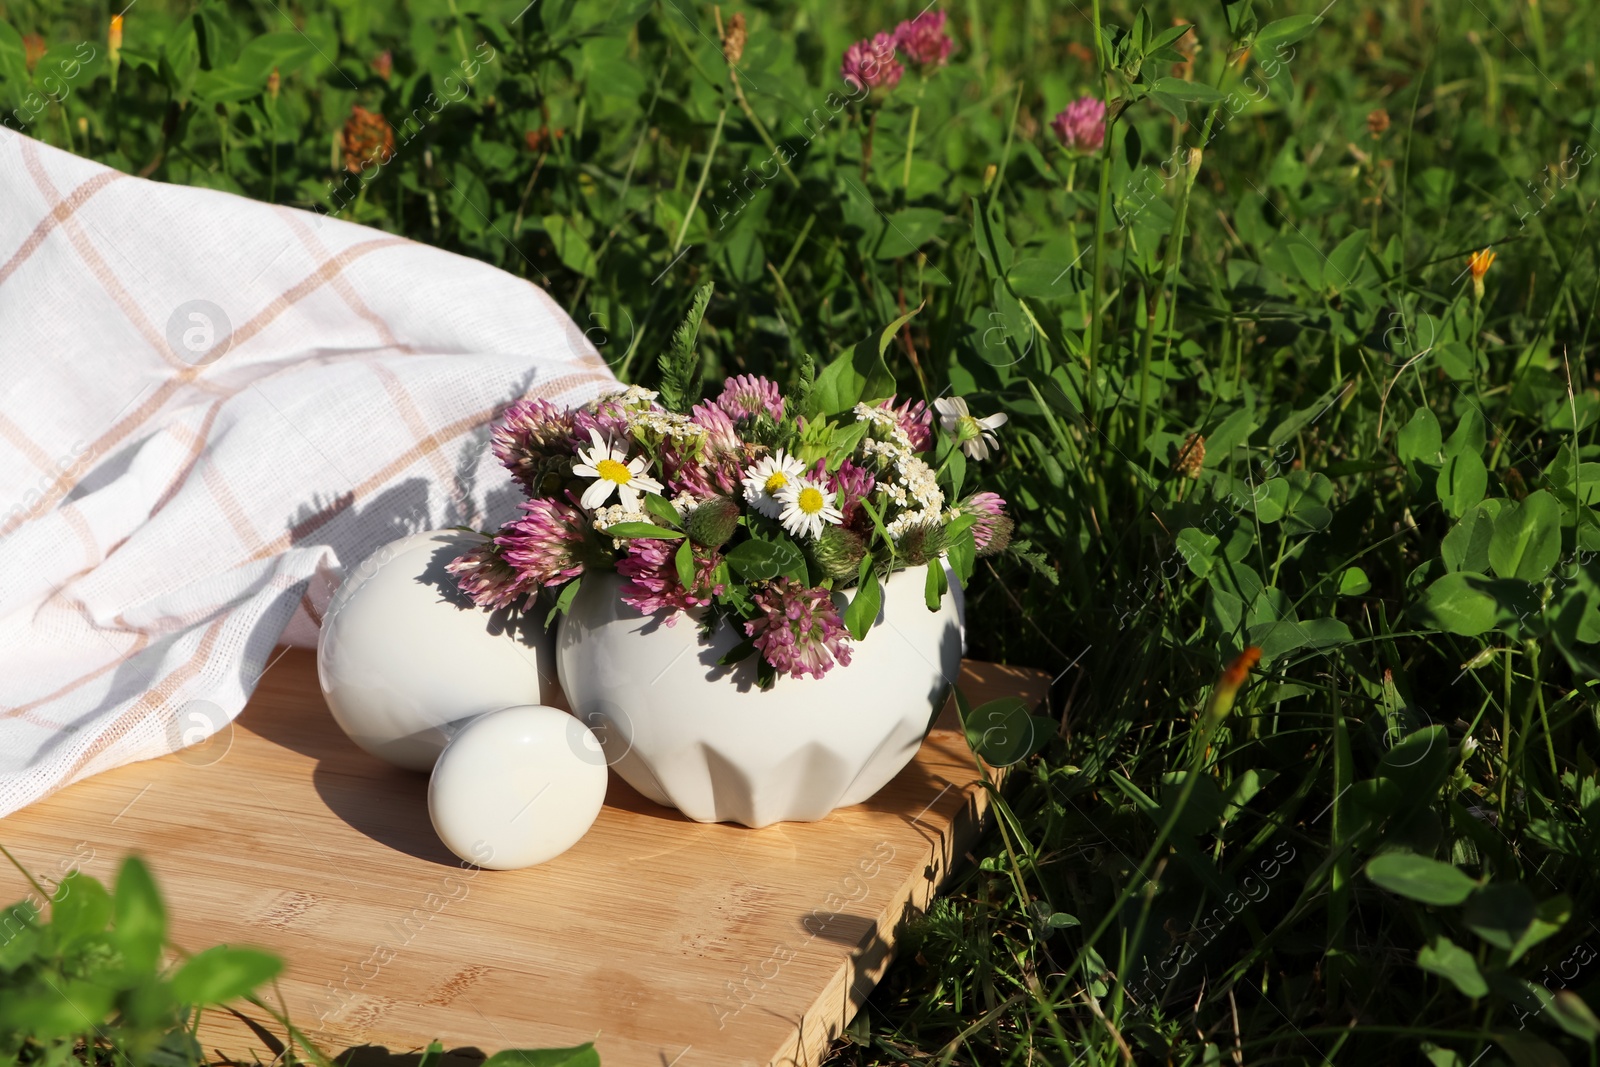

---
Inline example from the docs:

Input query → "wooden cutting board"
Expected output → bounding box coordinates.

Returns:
[0,649,1049,1067]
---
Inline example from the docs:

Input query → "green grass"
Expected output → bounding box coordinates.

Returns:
[5,0,1600,1063]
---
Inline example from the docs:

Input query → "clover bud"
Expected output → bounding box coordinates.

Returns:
[897,522,947,567]
[687,496,740,548]
[814,526,868,581]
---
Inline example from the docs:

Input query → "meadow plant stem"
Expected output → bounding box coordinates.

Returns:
[1085,0,1111,427]
[1060,713,1222,989]
[903,104,920,191]
[675,104,727,257]
[712,7,800,192]
[1137,149,1197,452]
[444,0,472,64]
[862,108,877,180]
[776,213,815,279]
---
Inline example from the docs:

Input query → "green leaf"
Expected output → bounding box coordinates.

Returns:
[843,564,881,641]
[1324,231,1368,291]
[1007,258,1080,301]
[1150,77,1224,102]
[1177,528,1220,578]
[805,322,900,419]
[1438,452,1488,518]
[1254,14,1322,51]
[1486,889,1564,964]
[1246,477,1291,523]
[643,493,682,529]
[1287,241,1325,291]
[1159,769,1228,836]
[482,1045,601,1067]
[1464,882,1536,952]
[1418,936,1487,997]
[1444,408,1487,458]
[875,207,945,259]
[1493,1029,1572,1067]
[1377,725,1452,805]
[0,903,41,973]
[171,945,283,1005]
[724,537,807,583]
[971,195,1013,274]
[873,303,923,365]
[1442,501,1502,573]
[1547,991,1600,1042]
[673,538,696,592]
[1489,490,1562,582]
[1338,567,1371,595]
[1146,90,1188,123]
[114,857,166,972]
[946,527,976,584]
[50,871,112,947]
[1415,572,1502,636]
[658,281,713,414]
[1365,852,1478,905]
[541,215,597,278]
[603,522,685,540]
[546,576,582,628]
[925,558,948,610]
[1281,470,1335,533]
[0,980,115,1039]
[962,696,1045,767]
[1204,406,1258,462]
[1397,406,1443,467]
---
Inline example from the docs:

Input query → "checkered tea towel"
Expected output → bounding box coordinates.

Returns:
[0,130,617,817]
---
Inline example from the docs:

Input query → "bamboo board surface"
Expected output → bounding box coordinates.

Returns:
[0,648,1049,1067]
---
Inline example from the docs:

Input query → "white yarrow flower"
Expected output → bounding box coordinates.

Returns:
[573,428,662,512]
[741,449,806,519]
[934,396,1008,461]
[776,476,843,540]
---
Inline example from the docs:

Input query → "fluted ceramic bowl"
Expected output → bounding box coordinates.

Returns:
[555,564,963,827]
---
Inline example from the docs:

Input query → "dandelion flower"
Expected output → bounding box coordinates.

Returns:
[776,476,844,540]
[934,396,1008,460]
[1204,646,1262,722]
[1468,248,1496,301]
[573,429,662,512]
[741,449,806,518]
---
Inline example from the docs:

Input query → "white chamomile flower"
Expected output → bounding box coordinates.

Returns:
[573,428,662,512]
[741,449,806,519]
[776,476,843,540]
[933,396,1009,461]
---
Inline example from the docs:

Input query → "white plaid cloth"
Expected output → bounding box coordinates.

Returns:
[0,130,616,817]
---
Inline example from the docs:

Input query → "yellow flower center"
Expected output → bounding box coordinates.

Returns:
[797,486,826,514]
[764,471,789,494]
[596,458,632,485]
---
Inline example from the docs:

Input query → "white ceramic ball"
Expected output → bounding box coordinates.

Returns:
[317,529,559,771]
[428,704,608,869]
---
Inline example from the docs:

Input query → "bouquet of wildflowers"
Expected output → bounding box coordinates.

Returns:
[450,293,1013,685]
